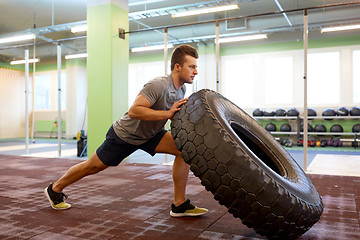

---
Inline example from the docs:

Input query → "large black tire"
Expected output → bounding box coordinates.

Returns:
[171,89,323,240]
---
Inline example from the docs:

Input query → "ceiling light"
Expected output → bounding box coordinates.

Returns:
[0,34,36,44]
[65,53,88,59]
[131,44,174,53]
[10,58,39,65]
[71,25,88,33]
[173,4,239,18]
[321,24,360,33]
[218,34,267,43]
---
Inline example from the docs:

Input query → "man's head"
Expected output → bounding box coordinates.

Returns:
[170,45,199,86]
[171,44,198,71]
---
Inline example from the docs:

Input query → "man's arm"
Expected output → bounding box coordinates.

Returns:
[128,93,188,121]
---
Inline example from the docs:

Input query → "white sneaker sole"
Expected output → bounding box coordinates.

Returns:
[170,210,207,217]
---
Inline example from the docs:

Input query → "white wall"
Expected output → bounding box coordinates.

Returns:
[0,68,27,138]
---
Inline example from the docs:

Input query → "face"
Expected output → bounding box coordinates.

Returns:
[177,55,198,84]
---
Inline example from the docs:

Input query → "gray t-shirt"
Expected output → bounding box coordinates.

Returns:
[113,75,186,145]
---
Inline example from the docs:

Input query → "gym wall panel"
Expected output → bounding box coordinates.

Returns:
[87,2,129,155]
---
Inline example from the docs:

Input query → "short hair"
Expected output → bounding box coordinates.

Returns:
[171,44,198,71]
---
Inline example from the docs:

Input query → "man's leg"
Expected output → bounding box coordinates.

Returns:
[44,152,108,210]
[52,152,108,193]
[154,131,189,206]
[154,131,208,217]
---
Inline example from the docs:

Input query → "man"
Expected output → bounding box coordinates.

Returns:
[44,44,208,217]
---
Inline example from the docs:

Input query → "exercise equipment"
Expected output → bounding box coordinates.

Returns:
[300,123,314,132]
[265,123,276,132]
[287,108,299,116]
[171,89,323,240]
[280,123,291,132]
[308,108,317,117]
[252,108,263,117]
[314,124,326,132]
[333,138,343,147]
[320,138,327,147]
[322,108,336,120]
[330,124,343,132]
[350,106,360,116]
[275,108,287,116]
[336,107,349,116]
[263,109,275,116]
[352,124,360,133]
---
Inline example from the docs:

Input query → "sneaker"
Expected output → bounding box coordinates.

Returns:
[44,183,71,210]
[170,199,208,217]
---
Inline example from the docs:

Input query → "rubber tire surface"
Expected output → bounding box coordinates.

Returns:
[171,89,323,240]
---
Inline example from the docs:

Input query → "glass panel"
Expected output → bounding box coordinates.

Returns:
[34,74,51,110]
[308,52,340,105]
[56,73,67,110]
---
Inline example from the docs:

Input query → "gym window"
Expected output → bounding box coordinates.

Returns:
[308,52,340,105]
[222,57,254,107]
[263,56,293,105]
[34,74,51,110]
[34,71,67,110]
[128,61,166,108]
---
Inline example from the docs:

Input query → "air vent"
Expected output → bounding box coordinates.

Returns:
[226,18,247,30]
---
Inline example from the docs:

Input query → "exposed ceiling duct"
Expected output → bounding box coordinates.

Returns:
[0,0,360,62]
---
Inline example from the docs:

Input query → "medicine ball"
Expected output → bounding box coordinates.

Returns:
[336,107,349,116]
[275,108,287,116]
[280,123,291,132]
[308,108,317,117]
[265,123,276,132]
[352,124,360,133]
[350,106,360,116]
[263,109,275,116]
[287,108,299,117]
[300,123,314,132]
[314,124,326,132]
[322,108,336,119]
[330,124,343,133]
[252,108,263,117]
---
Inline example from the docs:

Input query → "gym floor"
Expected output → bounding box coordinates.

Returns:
[0,139,359,239]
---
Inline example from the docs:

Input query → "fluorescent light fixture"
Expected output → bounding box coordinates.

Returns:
[71,25,88,33]
[321,24,360,33]
[131,44,174,53]
[10,58,39,65]
[0,34,36,44]
[218,34,267,43]
[65,53,88,59]
[173,4,239,18]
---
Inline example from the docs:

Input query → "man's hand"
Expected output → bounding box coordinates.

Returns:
[168,98,188,119]
[128,94,189,121]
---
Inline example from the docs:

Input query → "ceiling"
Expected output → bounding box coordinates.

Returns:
[1,0,360,63]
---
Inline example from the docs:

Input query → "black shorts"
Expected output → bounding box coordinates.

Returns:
[96,126,167,166]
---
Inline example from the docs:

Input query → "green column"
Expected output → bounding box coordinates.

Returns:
[87,0,129,155]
